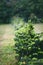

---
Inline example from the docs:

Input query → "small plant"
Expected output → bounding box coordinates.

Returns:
[14,22,43,65]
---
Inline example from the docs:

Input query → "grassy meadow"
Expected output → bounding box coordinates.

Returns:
[0,24,16,65]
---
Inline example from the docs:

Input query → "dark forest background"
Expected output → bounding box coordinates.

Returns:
[0,0,43,23]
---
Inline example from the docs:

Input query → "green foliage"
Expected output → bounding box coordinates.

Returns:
[29,13,42,23]
[0,46,16,65]
[13,0,43,22]
[0,0,14,23]
[0,0,43,23]
[14,23,43,65]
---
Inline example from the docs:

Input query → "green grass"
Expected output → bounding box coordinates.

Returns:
[0,24,16,65]
[0,46,16,65]
[0,24,14,46]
